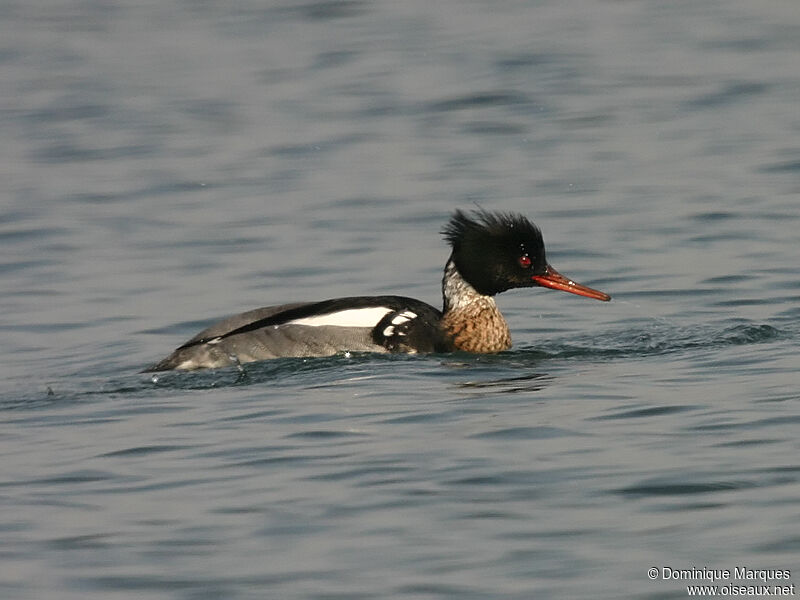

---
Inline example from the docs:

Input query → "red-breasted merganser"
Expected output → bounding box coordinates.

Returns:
[145,209,610,371]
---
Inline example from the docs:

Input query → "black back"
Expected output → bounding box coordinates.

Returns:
[177,295,444,351]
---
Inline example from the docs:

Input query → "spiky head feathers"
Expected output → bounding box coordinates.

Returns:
[441,209,547,295]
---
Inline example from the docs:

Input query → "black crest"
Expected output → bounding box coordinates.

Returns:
[441,209,547,295]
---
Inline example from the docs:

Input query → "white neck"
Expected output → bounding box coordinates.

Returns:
[442,259,497,314]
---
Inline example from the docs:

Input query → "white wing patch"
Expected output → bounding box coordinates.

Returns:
[383,310,417,338]
[287,307,393,328]
[391,310,417,325]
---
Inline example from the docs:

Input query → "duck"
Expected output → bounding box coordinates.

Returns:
[144,209,610,371]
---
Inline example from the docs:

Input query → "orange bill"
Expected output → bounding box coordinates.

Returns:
[531,264,611,301]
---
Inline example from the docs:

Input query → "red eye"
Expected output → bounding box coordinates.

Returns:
[518,255,532,268]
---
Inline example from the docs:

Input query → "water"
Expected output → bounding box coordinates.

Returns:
[1,0,799,598]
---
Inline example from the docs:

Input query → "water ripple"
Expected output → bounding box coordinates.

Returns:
[520,321,783,362]
[615,479,756,498]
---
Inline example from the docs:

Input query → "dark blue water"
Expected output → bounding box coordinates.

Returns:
[2,1,799,598]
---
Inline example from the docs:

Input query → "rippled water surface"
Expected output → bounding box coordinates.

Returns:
[2,1,799,598]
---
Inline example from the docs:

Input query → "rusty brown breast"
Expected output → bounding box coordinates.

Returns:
[441,296,511,353]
